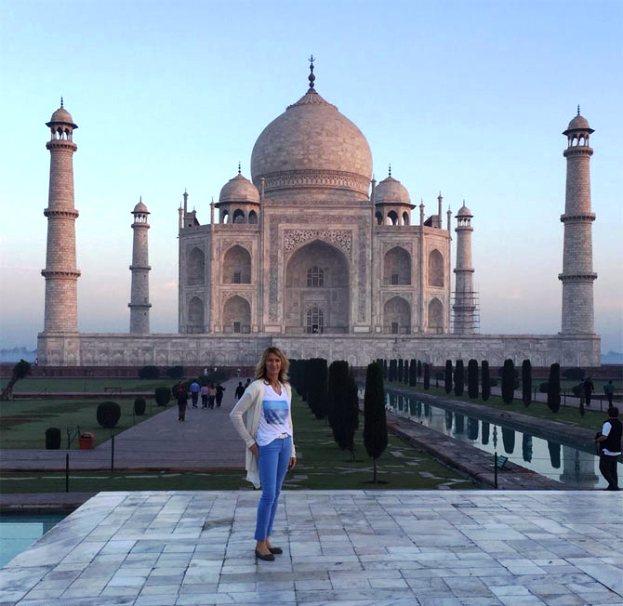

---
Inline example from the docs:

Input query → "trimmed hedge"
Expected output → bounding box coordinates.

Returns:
[96,401,121,429]
[155,386,171,406]
[134,397,147,416]
[45,427,61,450]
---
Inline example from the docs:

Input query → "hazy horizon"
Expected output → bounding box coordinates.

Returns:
[0,0,621,353]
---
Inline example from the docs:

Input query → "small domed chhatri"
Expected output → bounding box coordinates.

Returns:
[564,106,593,134]
[133,199,149,214]
[456,201,473,217]
[219,171,260,204]
[251,58,372,198]
[47,98,77,128]
[374,173,411,205]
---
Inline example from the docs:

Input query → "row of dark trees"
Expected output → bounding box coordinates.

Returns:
[290,359,388,482]
[382,356,565,414]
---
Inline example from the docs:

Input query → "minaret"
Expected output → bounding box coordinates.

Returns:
[129,198,151,334]
[559,108,596,334]
[453,201,477,334]
[42,99,80,333]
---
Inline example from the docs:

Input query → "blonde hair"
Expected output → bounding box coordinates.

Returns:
[255,347,289,384]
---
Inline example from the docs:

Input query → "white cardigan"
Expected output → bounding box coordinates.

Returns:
[229,379,297,489]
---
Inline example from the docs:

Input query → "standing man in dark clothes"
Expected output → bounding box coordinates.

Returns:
[235,381,245,401]
[244,378,251,390]
[583,377,594,407]
[596,407,622,490]
[215,383,225,407]
[175,382,188,422]
[604,380,615,407]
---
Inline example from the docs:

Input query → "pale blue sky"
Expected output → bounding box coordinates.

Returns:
[0,0,621,352]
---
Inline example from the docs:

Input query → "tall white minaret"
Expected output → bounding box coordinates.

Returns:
[453,201,477,334]
[559,108,596,334]
[129,198,151,334]
[42,99,80,333]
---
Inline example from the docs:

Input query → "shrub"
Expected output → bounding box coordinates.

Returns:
[134,397,146,416]
[467,359,479,398]
[562,367,585,381]
[0,359,32,401]
[501,359,515,404]
[547,363,561,413]
[521,359,532,407]
[423,363,430,390]
[154,386,171,406]
[454,360,464,396]
[96,401,121,429]
[45,427,61,450]
[165,366,184,379]
[481,361,490,401]
[363,362,387,483]
[138,365,160,379]
[444,360,453,394]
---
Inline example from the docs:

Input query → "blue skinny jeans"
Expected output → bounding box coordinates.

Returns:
[254,436,292,541]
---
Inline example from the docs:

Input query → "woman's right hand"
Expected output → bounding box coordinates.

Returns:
[249,443,259,457]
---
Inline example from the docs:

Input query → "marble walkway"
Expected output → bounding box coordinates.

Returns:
[1,490,622,605]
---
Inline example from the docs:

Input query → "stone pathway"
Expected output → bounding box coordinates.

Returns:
[1,490,622,605]
[0,379,245,471]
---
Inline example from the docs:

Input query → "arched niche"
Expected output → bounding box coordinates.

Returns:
[188,296,204,333]
[402,211,410,225]
[223,295,251,333]
[248,210,258,224]
[428,298,443,333]
[375,211,383,225]
[232,209,245,224]
[223,245,251,284]
[428,249,444,287]
[285,239,349,334]
[383,246,411,285]
[187,247,205,285]
[384,296,411,334]
[387,210,398,226]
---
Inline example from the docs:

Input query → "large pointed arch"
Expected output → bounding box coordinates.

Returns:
[187,247,205,285]
[188,296,204,333]
[284,239,349,334]
[384,296,411,334]
[222,295,251,333]
[223,245,251,284]
[428,249,444,287]
[383,246,411,285]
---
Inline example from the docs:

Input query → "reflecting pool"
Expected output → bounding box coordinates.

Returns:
[0,514,65,567]
[386,391,621,488]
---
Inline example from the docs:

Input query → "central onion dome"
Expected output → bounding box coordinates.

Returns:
[251,63,372,199]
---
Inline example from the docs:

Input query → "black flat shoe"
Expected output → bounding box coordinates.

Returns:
[255,549,274,561]
[268,546,283,555]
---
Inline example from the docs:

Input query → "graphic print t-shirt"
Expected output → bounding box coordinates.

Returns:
[255,383,292,446]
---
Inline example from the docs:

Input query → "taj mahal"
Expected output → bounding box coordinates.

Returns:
[37,61,600,367]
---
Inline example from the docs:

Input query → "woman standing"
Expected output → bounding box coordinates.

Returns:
[229,347,297,561]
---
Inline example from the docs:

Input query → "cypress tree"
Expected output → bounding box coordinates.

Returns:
[467,359,479,399]
[403,360,409,384]
[328,360,349,440]
[383,359,388,380]
[547,363,561,413]
[409,359,417,386]
[444,360,453,394]
[548,440,561,468]
[417,360,422,378]
[481,361,490,401]
[363,361,388,483]
[308,358,328,419]
[521,359,532,407]
[423,363,430,390]
[328,362,359,459]
[501,359,515,404]
[454,360,465,396]
[397,359,404,383]
[389,359,397,382]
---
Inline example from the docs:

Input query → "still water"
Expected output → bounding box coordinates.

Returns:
[0,514,65,568]
[386,391,621,489]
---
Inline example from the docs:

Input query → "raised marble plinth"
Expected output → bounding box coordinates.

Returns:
[1,490,622,605]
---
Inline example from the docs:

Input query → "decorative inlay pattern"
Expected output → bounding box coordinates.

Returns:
[284,229,352,255]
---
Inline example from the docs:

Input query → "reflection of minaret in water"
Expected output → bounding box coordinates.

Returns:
[560,445,598,486]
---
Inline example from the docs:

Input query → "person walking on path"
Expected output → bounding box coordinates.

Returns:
[208,383,217,409]
[200,383,209,409]
[595,407,622,491]
[174,382,189,422]
[229,347,297,562]
[216,383,225,408]
[583,377,595,407]
[235,381,245,401]
[189,379,200,408]
[604,381,615,407]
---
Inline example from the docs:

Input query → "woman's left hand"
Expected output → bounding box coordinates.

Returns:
[288,456,297,471]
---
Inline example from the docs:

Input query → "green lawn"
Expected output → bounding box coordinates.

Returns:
[388,381,606,432]
[3,377,172,394]
[0,393,476,493]
[0,397,167,449]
